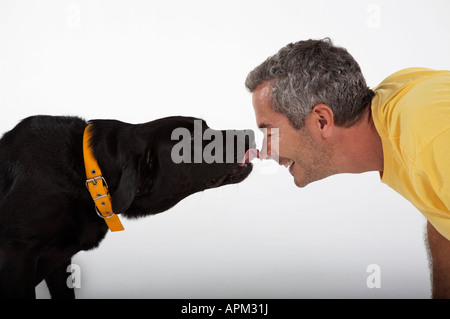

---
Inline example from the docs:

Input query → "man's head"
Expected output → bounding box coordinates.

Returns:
[245,38,374,129]
[246,38,375,187]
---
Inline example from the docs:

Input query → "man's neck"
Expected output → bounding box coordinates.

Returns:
[332,107,384,174]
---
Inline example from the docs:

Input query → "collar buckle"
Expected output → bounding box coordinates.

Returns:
[85,176,108,189]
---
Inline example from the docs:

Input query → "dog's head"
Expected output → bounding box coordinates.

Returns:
[94,116,255,218]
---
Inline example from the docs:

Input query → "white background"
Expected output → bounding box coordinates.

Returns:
[1,0,449,298]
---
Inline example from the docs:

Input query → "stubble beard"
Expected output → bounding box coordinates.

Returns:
[292,128,338,188]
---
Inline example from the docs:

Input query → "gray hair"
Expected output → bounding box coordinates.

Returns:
[245,38,374,128]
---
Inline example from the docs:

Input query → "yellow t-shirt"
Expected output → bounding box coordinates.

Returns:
[371,67,450,239]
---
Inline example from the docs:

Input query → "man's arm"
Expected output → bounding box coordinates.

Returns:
[426,221,450,298]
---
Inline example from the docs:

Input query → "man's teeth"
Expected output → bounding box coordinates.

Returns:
[283,160,294,168]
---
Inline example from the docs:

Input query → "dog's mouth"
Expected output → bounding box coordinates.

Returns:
[205,165,252,188]
[206,149,260,188]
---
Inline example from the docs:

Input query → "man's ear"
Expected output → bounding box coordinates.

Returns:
[111,158,140,214]
[310,104,335,138]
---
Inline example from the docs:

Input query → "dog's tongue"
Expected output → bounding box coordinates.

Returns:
[240,148,261,166]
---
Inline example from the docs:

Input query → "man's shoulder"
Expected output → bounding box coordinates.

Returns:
[373,67,450,127]
[372,67,450,162]
[376,67,444,85]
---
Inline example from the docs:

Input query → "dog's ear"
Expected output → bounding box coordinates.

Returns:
[111,124,158,214]
[111,145,155,214]
[111,157,140,214]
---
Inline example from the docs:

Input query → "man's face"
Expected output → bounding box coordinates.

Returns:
[252,81,337,187]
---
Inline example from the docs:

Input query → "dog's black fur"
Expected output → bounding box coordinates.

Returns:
[0,115,254,298]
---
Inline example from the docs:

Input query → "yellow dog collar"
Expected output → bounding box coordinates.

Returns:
[83,125,124,232]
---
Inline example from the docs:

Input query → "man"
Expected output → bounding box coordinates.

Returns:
[245,38,450,298]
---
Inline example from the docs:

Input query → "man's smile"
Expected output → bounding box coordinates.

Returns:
[279,156,295,169]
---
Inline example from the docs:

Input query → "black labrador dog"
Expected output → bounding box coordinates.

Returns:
[0,115,255,298]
